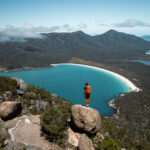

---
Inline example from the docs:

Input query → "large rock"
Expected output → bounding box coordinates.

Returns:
[0,101,22,120]
[78,134,95,150]
[71,105,101,134]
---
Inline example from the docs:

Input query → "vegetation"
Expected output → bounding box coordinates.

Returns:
[0,76,72,148]
[0,76,17,94]
[40,101,72,147]
[97,137,119,150]
[0,136,5,150]
[27,84,52,101]
[114,90,150,141]
[94,117,150,150]
[21,84,52,108]
[18,148,27,150]
[111,60,150,144]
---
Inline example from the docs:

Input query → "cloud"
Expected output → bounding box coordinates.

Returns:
[0,23,87,43]
[0,24,43,43]
[115,19,150,28]
[77,23,87,29]
[34,24,74,32]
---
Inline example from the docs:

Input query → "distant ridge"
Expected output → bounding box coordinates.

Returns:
[94,30,149,48]
[0,30,150,70]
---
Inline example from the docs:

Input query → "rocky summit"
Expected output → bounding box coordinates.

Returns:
[71,105,101,134]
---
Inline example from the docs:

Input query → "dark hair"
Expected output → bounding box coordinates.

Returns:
[85,82,88,85]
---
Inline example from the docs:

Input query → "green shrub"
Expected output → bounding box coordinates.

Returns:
[94,117,150,150]
[97,138,119,150]
[0,77,17,94]
[40,102,72,147]
[56,139,66,148]
[104,138,119,150]
[0,136,6,148]
[18,147,27,150]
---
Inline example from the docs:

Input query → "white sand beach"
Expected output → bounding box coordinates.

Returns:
[53,63,140,92]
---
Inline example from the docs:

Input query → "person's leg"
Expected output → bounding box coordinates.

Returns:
[86,94,90,106]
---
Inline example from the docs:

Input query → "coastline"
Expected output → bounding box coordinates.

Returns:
[1,63,140,92]
[0,62,141,117]
[53,63,140,92]
[53,63,141,117]
[0,65,53,73]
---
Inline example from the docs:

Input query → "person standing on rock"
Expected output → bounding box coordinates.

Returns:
[84,82,91,107]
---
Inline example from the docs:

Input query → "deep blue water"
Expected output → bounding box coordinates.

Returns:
[132,60,150,65]
[0,64,131,116]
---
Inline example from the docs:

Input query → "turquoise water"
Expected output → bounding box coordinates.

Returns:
[131,50,150,65]
[132,60,150,65]
[0,64,131,116]
[146,50,150,55]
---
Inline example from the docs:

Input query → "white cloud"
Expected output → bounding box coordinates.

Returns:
[115,19,150,28]
[0,23,87,42]
[0,24,43,42]
[77,23,87,29]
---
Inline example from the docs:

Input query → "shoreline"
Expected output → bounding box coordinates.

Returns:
[53,63,140,92]
[53,63,141,117]
[0,65,52,73]
[0,62,141,117]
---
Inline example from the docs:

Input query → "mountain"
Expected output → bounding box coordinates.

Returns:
[141,35,150,41]
[0,30,150,70]
[95,30,150,48]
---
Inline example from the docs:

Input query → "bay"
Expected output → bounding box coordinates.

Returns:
[0,64,131,116]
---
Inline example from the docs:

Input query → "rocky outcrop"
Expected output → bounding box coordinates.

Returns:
[3,91,12,101]
[35,100,49,110]
[3,115,63,150]
[67,127,81,147]
[0,119,7,137]
[0,101,22,120]
[71,105,101,134]
[78,134,95,150]
[16,89,25,96]
[12,77,27,92]
[4,141,44,150]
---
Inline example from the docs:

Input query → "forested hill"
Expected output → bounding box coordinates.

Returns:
[0,30,150,70]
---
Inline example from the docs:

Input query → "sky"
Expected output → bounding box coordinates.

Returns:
[0,0,150,42]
